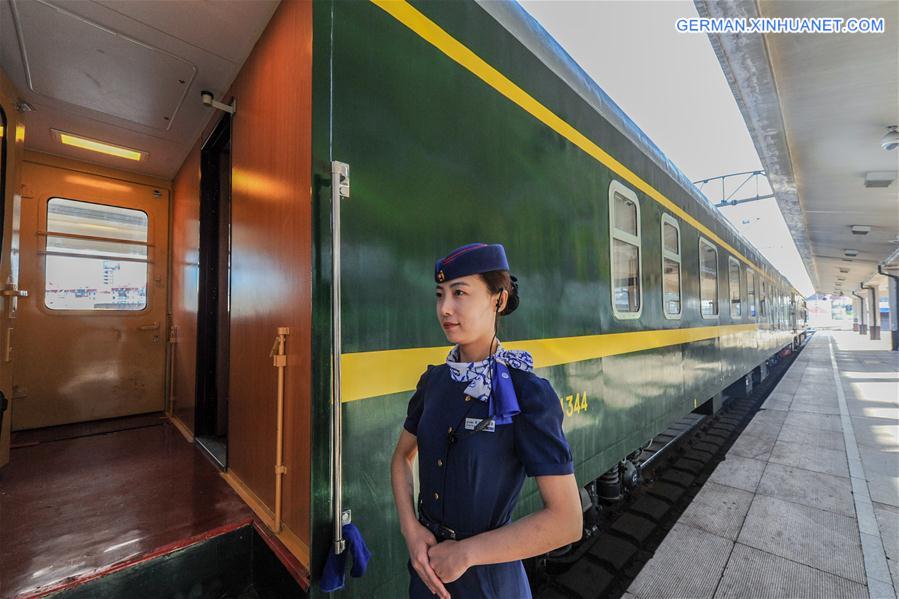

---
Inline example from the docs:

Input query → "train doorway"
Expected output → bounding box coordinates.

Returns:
[194,115,232,466]
[12,157,169,430]
[0,104,9,468]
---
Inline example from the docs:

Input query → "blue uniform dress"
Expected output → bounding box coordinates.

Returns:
[403,364,574,598]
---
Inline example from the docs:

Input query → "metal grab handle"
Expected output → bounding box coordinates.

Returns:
[331,161,350,554]
[0,284,28,297]
[272,327,289,532]
[137,321,160,331]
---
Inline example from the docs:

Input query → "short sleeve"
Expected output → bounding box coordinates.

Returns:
[513,376,574,477]
[402,366,432,436]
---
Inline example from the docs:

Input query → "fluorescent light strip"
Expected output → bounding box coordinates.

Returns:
[52,129,144,161]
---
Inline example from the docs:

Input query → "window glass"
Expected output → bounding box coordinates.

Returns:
[45,198,148,311]
[661,215,681,318]
[728,258,741,318]
[613,192,638,236]
[48,198,148,242]
[747,270,756,318]
[699,239,718,317]
[663,259,681,315]
[760,281,767,317]
[609,183,641,317]
[612,239,640,313]
[662,222,679,253]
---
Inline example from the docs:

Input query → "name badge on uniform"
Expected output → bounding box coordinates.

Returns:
[464,417,495,432]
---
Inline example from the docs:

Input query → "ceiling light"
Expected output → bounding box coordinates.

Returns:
[844,249,859,257]
[850,225,871,235]
[839,267,850,273]
[837,277,846,281]
[882,125,899,151]
[865,171,897,188]
[51,129,145,161]
[842,258,854,262]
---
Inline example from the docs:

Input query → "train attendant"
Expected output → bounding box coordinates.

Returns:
[390,243,582,598]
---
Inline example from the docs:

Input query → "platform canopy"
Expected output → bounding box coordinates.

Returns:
[696,0,898,296]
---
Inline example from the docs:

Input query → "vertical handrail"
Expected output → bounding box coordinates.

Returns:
[331,161,350,554]
[272,327,289,532]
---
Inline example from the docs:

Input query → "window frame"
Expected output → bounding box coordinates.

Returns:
[42,196,152,314]
[698,236,719,319]
[608,180,643,320]
[728,256,742,319]
[660,213,682,320]
[746,269,757,319]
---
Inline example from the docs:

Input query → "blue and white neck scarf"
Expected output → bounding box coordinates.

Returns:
[446,343,534,425]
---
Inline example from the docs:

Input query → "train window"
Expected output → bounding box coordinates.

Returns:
[728,257,741,318]
[747,270,757,318]
[44,198,149,311]
[759,281,767,317]
[775,294,781,329]
[699,238,718,317]
[609,181,641,319]
[661,214,681,318]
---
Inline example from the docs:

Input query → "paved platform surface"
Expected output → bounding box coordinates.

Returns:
[625,330,899,599]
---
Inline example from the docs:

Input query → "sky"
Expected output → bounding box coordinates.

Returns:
[517,0,816,297]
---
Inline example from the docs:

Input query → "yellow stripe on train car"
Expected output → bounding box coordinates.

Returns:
[341,323,762,402]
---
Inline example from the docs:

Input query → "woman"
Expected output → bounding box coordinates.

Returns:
[390,243,582,598]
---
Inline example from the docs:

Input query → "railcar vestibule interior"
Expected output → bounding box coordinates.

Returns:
[0,0,314,591]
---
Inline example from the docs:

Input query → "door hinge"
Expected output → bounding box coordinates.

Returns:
[332,161,350,199]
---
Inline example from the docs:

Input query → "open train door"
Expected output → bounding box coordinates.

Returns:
[0,76,24,467]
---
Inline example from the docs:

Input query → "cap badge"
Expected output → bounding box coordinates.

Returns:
[437,269,445,282]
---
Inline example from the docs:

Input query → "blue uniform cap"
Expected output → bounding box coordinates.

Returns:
[435,243,510,283]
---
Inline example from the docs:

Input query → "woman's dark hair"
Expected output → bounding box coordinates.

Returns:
[480,270,520,316]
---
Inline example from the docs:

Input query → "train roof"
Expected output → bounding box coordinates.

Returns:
[478,1,798,294]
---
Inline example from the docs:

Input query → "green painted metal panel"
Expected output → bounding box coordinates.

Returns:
[306,2,802,596]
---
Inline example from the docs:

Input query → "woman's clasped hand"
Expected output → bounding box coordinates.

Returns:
[404,521,454,598]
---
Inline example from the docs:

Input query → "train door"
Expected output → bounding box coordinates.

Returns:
[194,115,232,466]
[11,159,169,430]
[0,104,13,467]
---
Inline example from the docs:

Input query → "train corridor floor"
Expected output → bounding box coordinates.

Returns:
[0,415,253,598]
[624,330,898,599]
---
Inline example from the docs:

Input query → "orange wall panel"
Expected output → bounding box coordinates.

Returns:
[170,0,312,550]
[171,147,200,433]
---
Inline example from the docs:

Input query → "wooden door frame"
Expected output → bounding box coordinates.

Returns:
[194,113,232,463]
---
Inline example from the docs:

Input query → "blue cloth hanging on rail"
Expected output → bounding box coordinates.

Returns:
[319,522,372,593]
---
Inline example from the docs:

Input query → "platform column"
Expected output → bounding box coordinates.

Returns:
[888,276,898,351]
[858,294,868,335]
[867,286,880,340]
[852,297,860,332]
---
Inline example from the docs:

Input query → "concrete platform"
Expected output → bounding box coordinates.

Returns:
[627,330,899,599]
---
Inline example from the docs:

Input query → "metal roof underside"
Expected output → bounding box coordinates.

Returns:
[696,0,899,295]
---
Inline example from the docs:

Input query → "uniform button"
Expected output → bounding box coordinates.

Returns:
[448,426,453,433]
[437,459,443,467]
[434,491,440,500]
[464,396,471,402]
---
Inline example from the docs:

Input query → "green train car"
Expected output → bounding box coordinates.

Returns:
[308,1,806,596]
